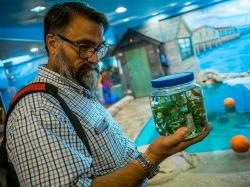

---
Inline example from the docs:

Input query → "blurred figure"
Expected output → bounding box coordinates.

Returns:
[96,75,105,104]
[101,69,112,103]
[0,107,4,124]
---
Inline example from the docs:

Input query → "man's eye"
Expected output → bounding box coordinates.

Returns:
[80,44,92,48]
[80,46,94,53]
[80,45,90,49]
[80,45,92,50]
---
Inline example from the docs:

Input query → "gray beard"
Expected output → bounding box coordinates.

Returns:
[55,50,99,93]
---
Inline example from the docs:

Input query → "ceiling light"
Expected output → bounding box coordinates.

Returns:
[151,12,158,16]
[115,6,127,13]
[30,6,46,13]
[185,2,192,6]
[170,3,177,7]
[30,48,39,52]
[123,18,130,22]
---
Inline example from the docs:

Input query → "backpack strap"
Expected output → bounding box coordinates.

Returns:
[4,82,92,154]
[0,82,93,186]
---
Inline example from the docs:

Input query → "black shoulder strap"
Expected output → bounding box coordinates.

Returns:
[4,82,92,155]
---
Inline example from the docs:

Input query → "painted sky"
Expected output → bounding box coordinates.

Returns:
[183,0,250,30]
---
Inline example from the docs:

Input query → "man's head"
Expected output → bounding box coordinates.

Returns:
[44,2,109,91]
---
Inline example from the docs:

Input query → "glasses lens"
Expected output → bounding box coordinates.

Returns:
[97,44,109,59]
[79,46,95,59]
[79,43,109,59]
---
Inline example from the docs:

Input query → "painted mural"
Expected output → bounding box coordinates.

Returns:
[135,0,250,77]
[183,0,250,74]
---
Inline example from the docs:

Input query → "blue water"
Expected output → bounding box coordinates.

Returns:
[135,112,250,153]
[198,34,250,73]
[203,83,250,113]
[135,83,250,153]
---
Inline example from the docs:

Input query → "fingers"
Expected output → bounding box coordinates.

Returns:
[183,124,211,146]
[163,126,189,145]
[149,124,211,160]
[172,124,211,152]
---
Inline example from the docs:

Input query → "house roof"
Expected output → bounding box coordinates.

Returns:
[192,25,215,32]
[113,28,162,54]
[159,16,192,42]
[214,26,234,30]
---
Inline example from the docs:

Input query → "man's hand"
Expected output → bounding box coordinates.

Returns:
[93,124,211,187]
[144,123,211,165]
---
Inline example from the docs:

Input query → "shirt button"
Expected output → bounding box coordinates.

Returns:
[94,128,99,135]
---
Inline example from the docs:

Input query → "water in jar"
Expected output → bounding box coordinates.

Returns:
[150,86,207,140]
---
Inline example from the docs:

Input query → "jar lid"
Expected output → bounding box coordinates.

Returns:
[151,72,194,88]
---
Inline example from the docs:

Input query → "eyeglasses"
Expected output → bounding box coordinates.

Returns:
[56,34,109,59]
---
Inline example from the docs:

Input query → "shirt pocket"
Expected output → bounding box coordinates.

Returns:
[79,114,109,136]
[93,118,109,135]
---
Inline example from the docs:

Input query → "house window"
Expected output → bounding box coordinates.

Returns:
[178,37,194,61]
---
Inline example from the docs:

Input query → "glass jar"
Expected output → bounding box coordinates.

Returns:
[150,72,207,140]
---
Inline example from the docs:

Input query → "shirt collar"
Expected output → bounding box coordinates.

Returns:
[36,66,95,98]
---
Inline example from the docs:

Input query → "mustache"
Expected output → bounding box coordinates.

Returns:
[76,63,100,75]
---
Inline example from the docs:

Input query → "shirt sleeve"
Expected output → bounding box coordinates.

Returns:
[6,93,93,187]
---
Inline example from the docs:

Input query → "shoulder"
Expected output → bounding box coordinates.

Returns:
[6,91,71,137]
[8,92,64,121]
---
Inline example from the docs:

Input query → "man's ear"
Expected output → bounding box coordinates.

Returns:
[46,34,58,55]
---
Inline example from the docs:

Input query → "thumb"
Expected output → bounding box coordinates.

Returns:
[165,127,189,145]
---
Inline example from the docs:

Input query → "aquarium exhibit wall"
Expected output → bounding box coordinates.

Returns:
[134,0,250,152]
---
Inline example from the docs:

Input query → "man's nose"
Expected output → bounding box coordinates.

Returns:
[88,52,99,64]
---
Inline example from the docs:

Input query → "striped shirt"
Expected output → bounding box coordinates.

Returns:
[6,66,146,186]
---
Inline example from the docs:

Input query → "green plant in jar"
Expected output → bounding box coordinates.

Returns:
[150,72,207,140]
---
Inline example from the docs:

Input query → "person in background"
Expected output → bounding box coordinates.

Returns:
[0,95,5,124]
[5,2,211,186]
[96,73,105,104]
[0,107,4,124]
[101,69,112,103]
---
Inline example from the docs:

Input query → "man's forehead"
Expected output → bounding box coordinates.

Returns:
[64,15,104,44]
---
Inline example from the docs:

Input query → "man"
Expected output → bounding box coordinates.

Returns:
[6,2,210,186]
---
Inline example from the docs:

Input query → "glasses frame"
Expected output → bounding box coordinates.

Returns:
[56,34,109,59]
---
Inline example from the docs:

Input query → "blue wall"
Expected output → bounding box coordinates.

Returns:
[0,27,44,41]
[0,26,117,44]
